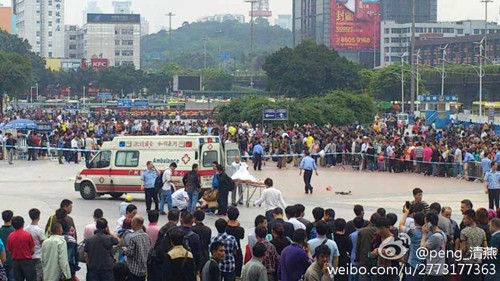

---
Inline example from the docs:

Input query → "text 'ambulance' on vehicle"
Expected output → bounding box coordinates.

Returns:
[74,133,240,200]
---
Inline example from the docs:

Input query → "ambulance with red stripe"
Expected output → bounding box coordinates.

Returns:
[74,134,240,200]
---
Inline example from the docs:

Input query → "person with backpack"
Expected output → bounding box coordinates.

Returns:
[210,219,238,281]
[183,164,201,214]
[178,212,203,273]
[161,228,197,281]
[201,241,225,281]
[307,221,339,268]
[147,210,180,281]
[158,163,178,215]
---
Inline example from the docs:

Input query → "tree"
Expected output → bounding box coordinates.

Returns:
[0,31,45,93]
[215,90,376,125]
[369,63,411,102]
[141,20,292,70]
[198,68,234,91]
[262,41,361,97]
[0,51,33,99]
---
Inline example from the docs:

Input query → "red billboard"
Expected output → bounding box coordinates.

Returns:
[89,58,109,70]
[80,58,109,70]
[331,0,380,51]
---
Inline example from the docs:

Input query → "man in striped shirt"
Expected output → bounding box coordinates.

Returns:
[124,216,151,281]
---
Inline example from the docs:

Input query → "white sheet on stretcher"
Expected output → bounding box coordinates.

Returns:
[231,162,259,182]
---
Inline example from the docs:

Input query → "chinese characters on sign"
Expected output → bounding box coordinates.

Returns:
[55,0,62,32]
[331,0,380,51]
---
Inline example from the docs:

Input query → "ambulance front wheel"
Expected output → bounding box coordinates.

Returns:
[110,192,124,199]
[80,181,96,200]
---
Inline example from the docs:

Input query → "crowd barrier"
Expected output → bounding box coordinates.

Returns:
[0,144,488,180]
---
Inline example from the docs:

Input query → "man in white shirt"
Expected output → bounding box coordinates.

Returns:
[159,162,178,215]
[285,205,306,230]
[70,136,78,164]
[253,178,287,222]
[171,187,189,210]
[25,208,45,281]
[231,156,246,206]
[84,133,95,165]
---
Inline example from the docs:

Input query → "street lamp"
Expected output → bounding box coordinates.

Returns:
[413,50,421,100]
[481,0,492,59]
[368,11,381,68]
[245,0,258,88]
[399,53,408,113]
[438,44,448,97]
[473,37,486,117]
[30,83,38,104]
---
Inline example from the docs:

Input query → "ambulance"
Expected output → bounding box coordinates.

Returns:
[74,134,240,200]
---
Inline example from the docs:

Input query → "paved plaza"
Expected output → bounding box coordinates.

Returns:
[0,159,488,278]
[0,159,487,232]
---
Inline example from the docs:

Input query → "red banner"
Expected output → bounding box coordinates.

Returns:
[331,0,380,51]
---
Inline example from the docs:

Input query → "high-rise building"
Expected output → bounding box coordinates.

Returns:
[292,0,331,46]
[380,0,437,23]
[84,13,141,69]
[13,0,65,58]
[64,25,84,59]
[141,16,149,36]
[0,6,13,34]
[112,0,132,14]
[82,0,101,24]
[276,14,292,30]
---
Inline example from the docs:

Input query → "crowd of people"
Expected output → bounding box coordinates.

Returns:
[0,187,499,281]
[1,108,500,184]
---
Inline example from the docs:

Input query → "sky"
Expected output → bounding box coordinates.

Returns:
[2,0,500,33]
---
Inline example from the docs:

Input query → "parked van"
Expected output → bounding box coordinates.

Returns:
[74,134,240,200]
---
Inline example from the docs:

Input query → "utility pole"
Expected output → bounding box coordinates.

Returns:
[410,0,416,113]
[481,0,492,59]
[201,38,209,69]
[165,12,176,41]
[245,0,258,88]
[368,11,381,69]
[475,37,486,117]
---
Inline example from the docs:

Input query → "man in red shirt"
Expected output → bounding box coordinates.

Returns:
[7,216,36,281]
[422,143,433,176]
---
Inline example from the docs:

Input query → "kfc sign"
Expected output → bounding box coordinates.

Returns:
[89,59,109,70]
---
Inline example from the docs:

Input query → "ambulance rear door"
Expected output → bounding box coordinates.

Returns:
[224,143,240,177]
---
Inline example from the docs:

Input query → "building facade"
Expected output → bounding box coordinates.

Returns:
[276,14,292,30]
[198,14,245,24]
[380,0,437,23]
[112,0,131,14]
[84,13,141,69]
[415,33,500,67]
[64,25,84,59]
[13,0,65,58]
[0,6,13,33]
[381,20,500,66]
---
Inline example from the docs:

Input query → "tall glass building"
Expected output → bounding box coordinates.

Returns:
[380,0,437,23]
